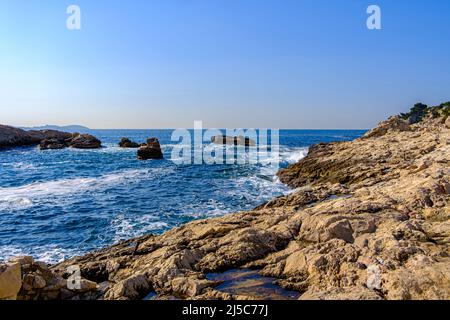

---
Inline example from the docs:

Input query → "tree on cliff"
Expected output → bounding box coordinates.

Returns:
[400,103,429,124]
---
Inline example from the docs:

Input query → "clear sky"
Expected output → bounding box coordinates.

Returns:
[0,0,449,129]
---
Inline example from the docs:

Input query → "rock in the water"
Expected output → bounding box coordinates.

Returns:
[0,125,41,148]
[0,125,102,151]
[211,135,256,146]
[137,138,163,160]
[68,134,102,149]
[28,129,73,142]
[119,138,140,148]
[40,138,68,150]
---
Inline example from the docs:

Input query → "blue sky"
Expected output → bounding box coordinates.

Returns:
[0,0,449,129]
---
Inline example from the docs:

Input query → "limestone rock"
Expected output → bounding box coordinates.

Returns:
[0,256,100,300]
[171,277,217,298]
[0,263,22,300]
[299,286,382,300]
[363,116,411,139]
[106,274,150,300]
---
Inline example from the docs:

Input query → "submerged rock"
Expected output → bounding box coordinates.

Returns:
[137,138,163,160]
[119,138,140,148]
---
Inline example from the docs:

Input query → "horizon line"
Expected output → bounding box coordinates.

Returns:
[17,125,369,131]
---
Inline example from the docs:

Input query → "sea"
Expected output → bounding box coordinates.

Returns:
[0,129,365,263]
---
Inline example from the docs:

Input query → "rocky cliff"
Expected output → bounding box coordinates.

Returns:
[1,110,449,300]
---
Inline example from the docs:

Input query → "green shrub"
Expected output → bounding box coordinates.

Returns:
[399,101,449,123]
[400,103,429,124]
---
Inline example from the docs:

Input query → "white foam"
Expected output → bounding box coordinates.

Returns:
[1,162,38,171]
[282,147,309,164]
[12,162,38,170]
[221,174,290,205]
[0,244,81,264]
[111,214,169,243]
[181,198,230,219]
[0,167,174,210]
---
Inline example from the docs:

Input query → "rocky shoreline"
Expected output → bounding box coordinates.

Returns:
[1,107,449,300]
[0,125,102,150]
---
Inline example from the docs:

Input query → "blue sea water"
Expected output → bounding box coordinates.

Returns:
[0,129,364,263]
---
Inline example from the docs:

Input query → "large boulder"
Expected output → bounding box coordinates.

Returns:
[119,138,140,148]
[137,138,163,160]
[0,262,22,300]
[211,135,256,146]
[68,134,102,149]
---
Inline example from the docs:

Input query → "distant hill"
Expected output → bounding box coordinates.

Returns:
[20,125,91,132]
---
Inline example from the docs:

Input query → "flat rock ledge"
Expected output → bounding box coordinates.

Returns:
[1,112,449,300]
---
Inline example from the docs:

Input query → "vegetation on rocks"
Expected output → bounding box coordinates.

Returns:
[400,102,450,124]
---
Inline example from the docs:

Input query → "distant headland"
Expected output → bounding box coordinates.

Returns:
[19,125,91,132]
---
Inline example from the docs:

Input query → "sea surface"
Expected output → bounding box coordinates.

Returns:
[0,129,365,263]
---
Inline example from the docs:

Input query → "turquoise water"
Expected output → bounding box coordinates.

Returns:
[0,129,364,263]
